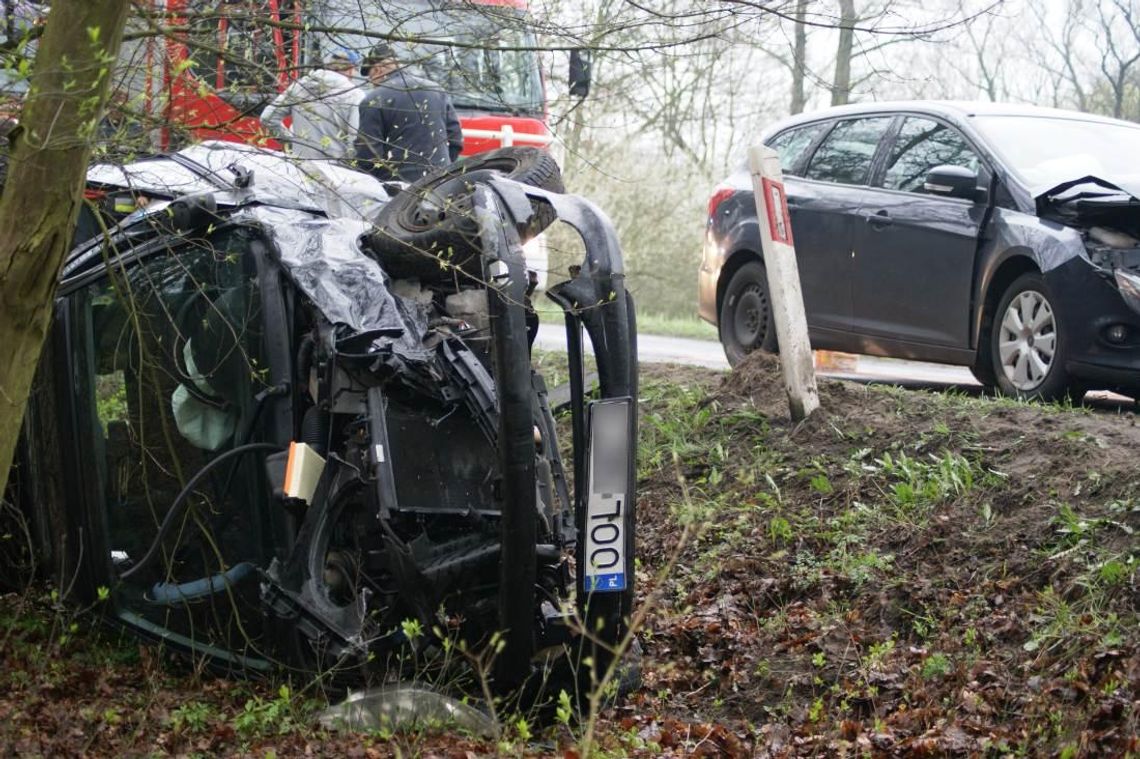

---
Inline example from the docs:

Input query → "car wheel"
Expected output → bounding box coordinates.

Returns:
[369,147,563,281]
[719,261,777,367]
[990,272,1074,401]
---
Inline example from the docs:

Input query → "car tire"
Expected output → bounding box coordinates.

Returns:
[719,261,778,367]
[989,272,1075,402]
[369,147,563,281]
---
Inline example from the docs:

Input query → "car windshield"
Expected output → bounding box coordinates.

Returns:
[973,115,1140,191]
[315,1,543,116]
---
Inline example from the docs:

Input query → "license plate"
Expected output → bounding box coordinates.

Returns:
[583,398,631,593]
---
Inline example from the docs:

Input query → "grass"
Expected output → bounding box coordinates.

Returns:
[534,301,717,341]
[635,312,717,340]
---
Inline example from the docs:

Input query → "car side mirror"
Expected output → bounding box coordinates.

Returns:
[158,192,219,232]
[924,165,987,203]
[569,49,591,98]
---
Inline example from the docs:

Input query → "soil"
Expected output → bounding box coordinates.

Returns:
[4,351,1140,756]
[629,353,1140,756]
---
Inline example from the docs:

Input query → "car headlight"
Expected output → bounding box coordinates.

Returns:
[1114,268,1140,316]
[522,233,549,291]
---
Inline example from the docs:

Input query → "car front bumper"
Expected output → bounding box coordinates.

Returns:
[1046,257,1140,392]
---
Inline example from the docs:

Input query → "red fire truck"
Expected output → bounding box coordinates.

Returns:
[138,0,568,155]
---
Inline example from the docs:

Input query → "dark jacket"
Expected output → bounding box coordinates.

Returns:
[354,69,463,182]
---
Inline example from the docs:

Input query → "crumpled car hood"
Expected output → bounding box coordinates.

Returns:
[1034,174,1140,210]
[1030,175,1140,318]
[1034,174,1140,226]
[245,205,430,359]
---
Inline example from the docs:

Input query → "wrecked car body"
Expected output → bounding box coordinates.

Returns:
[9,142,636,697]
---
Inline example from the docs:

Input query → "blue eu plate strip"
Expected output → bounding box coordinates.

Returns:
[584,573,626,592]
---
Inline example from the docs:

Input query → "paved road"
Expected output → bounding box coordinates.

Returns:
[535,323,979,387]
[535,323,1135,409]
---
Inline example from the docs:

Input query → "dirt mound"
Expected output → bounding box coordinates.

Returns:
[717,349,786,400]
[633,357,1140,756]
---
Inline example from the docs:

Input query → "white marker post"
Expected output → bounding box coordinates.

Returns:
[748,145,820,421]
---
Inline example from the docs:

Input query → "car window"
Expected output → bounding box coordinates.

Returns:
[765,123,826,175]
[804,117,892,185]
[71,227,271,638]
[883,117,982,193]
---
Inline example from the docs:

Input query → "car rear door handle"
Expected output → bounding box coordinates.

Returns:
[864,210,893,229]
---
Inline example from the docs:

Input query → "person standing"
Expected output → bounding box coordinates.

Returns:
[260,49,363,161]
[354,43,463,183]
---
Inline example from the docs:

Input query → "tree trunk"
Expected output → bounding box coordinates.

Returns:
[10,335,71,585]
[831,0,856,106]
[0,0,131,497]
[790,0,809,114]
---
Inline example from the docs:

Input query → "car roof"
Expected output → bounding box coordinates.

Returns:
[85,141,391,219]
[765,100,1137,136]
[68,142,394,270]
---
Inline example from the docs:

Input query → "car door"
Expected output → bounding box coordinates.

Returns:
[791,115,894,341]
[58,224,281,667]
[851,115,988,352]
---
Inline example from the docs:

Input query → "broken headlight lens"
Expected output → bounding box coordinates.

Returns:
[1114,268,1140,317]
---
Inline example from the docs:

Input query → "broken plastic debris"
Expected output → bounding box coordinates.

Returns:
[318,684,496,737]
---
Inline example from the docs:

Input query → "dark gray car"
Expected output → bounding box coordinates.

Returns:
[698,101,1140,401]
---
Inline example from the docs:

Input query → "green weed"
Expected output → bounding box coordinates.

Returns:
[872,450,979,518]
[809,473,833,496]
[231,685,314,739]
[921,652,952,680]
[171,701,214,733]
[768,516,793,546]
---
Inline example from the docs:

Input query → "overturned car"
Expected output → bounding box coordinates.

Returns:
[7,142,636,698]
